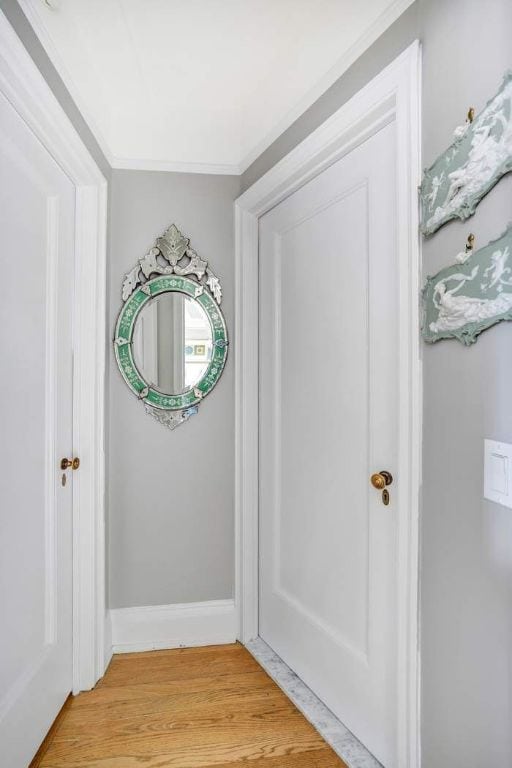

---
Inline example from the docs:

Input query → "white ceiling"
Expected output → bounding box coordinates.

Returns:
[20,0,413,174]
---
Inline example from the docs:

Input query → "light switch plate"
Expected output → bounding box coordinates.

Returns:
[484,439,512,508]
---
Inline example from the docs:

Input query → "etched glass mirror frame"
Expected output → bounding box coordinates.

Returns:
[114,224,228,430]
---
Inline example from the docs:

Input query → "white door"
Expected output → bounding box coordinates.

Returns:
[0,89,75,767]
[259,122,398,767]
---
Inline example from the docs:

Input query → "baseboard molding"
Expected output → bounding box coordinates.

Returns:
[109,599,237,654]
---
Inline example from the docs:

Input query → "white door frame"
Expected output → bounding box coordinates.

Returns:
[0,12,108,693]
[234,41,422,768]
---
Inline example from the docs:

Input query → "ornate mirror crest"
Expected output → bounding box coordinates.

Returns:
[114,224,228,429]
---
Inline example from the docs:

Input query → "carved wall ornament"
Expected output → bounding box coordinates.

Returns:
[422,224,512,344]
[114,224,228,429]
[420,72,512,236]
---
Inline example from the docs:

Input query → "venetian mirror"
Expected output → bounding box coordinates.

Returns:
[114,224,228,429]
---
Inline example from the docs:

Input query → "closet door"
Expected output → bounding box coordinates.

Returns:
[259,123,399,766]
[0,89,75,767]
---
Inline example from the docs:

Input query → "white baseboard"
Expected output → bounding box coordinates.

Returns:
[109,599,237,654]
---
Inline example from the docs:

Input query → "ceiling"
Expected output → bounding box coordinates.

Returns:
[19,0,413,174]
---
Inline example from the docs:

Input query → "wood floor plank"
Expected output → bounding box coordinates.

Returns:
[39,731,330,766]
[193,749,344,768]
[40,746,342,768]
[38,643,347,768]
[42,716,323,759]
[97,646,262,688]
[71,669,273,709]
[54,696,306,742]
[61,677,280,724]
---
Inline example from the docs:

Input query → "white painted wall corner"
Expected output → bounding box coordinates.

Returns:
[109,599,237,654]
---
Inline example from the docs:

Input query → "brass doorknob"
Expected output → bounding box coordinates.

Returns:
[370,471,393,490]
[60,457,80,471]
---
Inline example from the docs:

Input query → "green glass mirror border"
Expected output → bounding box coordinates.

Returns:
[114,275,228,410]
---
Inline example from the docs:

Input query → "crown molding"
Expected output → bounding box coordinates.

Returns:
[17,0,241,175]
[110,155,241,176]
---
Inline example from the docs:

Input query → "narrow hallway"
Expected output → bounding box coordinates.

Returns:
[30,644,346,767]
[3,1,512,766]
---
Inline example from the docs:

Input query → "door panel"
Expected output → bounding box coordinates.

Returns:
[0,91,74,767]
[259,123,398,766]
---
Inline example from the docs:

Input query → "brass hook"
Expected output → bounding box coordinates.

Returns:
[466,233,475,253]
[467,107,475,123]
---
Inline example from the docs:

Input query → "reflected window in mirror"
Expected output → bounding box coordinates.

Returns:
[133,292,213,396]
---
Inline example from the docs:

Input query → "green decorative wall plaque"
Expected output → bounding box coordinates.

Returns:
[420,72,512,236]
[114,224,228,430]
[423,225,512,345]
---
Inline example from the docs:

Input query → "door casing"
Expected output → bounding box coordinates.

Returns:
[0,11,108,693]
[234,41,422,768]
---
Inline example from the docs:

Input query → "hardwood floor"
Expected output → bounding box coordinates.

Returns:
[32,643,346,767]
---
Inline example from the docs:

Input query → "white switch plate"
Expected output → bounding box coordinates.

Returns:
[484,439,512,508]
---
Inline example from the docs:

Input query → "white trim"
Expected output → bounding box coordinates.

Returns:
[234,41,422,768]
[17,0,115,168]
[44,196,59,648]
[104,610,113,672]
[0,11,108,693]
[18,0,414,177]
[72,183,108,692]
[110,600,237,654]
[110,155,241,176]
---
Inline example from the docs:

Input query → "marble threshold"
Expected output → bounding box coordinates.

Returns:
[245,637,382,768]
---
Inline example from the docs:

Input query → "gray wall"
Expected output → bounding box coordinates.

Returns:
[108,170,240,608]
[0,0,110,178]
[420,3,512,766]
[242,1,512,766]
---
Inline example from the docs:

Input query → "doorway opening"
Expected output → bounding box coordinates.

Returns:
[235,41,421,768]
[0,12,108,767]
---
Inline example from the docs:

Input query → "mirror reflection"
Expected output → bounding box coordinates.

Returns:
[133,293,213,395]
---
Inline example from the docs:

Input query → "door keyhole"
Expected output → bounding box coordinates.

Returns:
[370,471,393,505]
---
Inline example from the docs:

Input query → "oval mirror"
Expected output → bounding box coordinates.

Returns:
[133,293,213,395]
[114,224,228,430]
